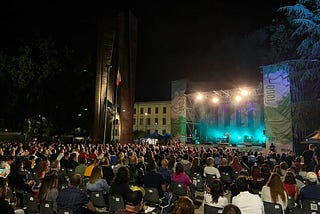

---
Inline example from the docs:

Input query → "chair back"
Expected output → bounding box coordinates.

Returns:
[58,207,73,214]
[91,191,107,208]
[40,201,54,214]
[301,199,320,213]
[191,173,205,192]
[263,201,283,214]
[171,182,187,196]
[206,174,217,186]
[220,172,232,183]
[204,204,223,214]
[24,193,40,213]
[144,188,160,205]
[108,195,125,212]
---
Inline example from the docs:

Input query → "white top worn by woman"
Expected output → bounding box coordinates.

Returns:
[261,186,288,211]
[203,192,228,208]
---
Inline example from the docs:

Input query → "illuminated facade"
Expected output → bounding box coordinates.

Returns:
[133,101,171,136]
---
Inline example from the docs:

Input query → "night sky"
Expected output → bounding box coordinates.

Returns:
[1,0,292,102]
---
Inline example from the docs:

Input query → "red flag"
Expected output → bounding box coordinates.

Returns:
[116,70,121,86]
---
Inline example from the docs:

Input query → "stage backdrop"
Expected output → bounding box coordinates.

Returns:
[262,63,293,151]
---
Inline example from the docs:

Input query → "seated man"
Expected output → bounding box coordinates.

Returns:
[57,173,96,214]
[232,176,264,214]
[300,172,320,200]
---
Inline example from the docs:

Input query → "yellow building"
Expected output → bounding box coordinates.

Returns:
[133,101,171,136]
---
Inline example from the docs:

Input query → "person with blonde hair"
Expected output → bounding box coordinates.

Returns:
[171,196,195,214]
[261,173,288,211]
[86,166,109,193]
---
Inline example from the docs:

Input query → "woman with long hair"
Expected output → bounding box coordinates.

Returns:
[230,156,242,172]
[261,173,288,211]
[203,179,228,208]
[248,165,265,193]
[283,171,299,201]
[171,196,195,214]
[109,166,132,202]
[172,162,195,201]
[86,166,110,193]
[38,171,59,213]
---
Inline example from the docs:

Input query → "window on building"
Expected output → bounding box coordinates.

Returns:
[163,107,166,114]
[133,118,136,125]
[155,129,158,133]
[115,119,119,125]
[139,118,143,125]
[115,129,119,136]
[148,107,151,114]
[147,129,151,135]
[147,118,151,125]
[162,118,166,125]
[155,118,158,125]
[140,108,144,114]
[162,129,166,134]
[155,107,159,114]
[134,108,136,114]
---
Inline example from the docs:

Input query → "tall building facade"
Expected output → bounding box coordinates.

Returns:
[93,11,137,144]
[133,101,171,136]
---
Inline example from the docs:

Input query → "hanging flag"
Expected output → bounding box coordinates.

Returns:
[116,70,121,86]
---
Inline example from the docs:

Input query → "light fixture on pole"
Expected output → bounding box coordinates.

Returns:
[103,64,112,149]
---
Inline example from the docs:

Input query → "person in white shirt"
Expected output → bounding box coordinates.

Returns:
[261,173,288,211]
[203,157,221,178]
[203,179,228,208]
[232,176,264,214]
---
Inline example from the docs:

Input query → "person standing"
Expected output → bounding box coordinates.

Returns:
[302,144,318,172]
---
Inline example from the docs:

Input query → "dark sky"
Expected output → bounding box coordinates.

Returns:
[0,0,291,101]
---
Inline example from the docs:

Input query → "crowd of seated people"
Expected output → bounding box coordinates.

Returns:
[0,140,319,213]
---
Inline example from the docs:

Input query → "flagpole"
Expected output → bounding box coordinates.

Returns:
[113,84,118,143]
[103,65,112,149]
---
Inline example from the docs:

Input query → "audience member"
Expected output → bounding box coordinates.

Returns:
[115,190,144,214]
[300,171,320,200]
[232,176,264,214]
[38,170,59,213]
[171,196,195,214]
[203,179,228,208]
[222,204,241,214]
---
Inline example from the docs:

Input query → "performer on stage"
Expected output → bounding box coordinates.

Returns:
[225,132,230,144]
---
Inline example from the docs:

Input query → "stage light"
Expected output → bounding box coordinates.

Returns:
[237,136,241,140]
[196,93,203,100]
[212,97,219,104]
[235,95,242,102]
[241,89,249,96]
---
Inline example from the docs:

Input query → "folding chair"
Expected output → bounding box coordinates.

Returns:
[301,199,320,214]
[171,182,187,197]
[191,173,205,192]
[24,193,40,213]
[90,191,107,213]
[205,174,217,187]
[108,195,124,213]
[204,204,223,214]
[144,188,172,214]
[58,207,73,214]
[40,201,54,214]
[220,172,232,189]
[263,201,283,214]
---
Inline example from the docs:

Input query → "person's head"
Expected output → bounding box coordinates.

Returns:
[236,176,249,192]
[209,179,224,203]
[251,165,262,180]
[280,162,288,171]
[161,159,168,168]
[171,196,195,214]
[284,171,296,185]
[114,166,130,184]
[221,158,227,166]
[70,153,77,161]
[175,162,184,175]
[79,158,86,165]
[38,170,58,203]
[89,166,103,183]
[266,173,287,204]
[273,165,283,176]
[50,160,60,170]
[69,173,82,187]
[222,204,241,214]
[309,144,315,151]
[306,171,318,184]
[231,156,240,165]
[125,190,143,213]
[207,157,214,166]
[0,177,8,199]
